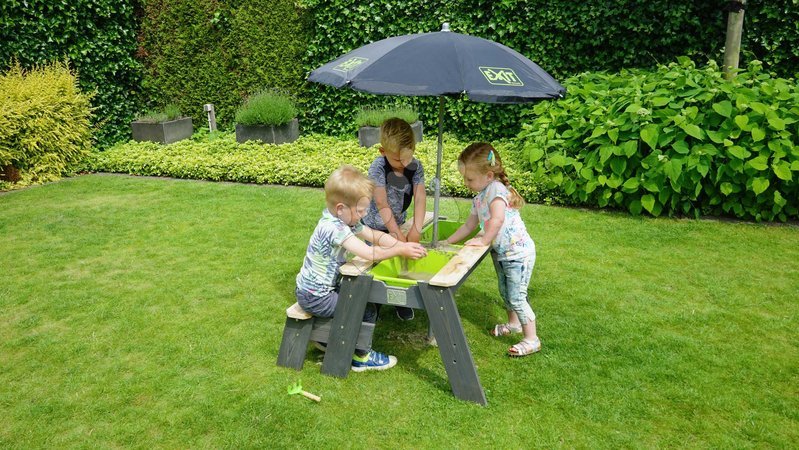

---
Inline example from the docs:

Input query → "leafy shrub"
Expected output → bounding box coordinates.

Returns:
[519,58,799,221]
[0,61,92,185]
[354,106,418,128]
[83,132,543,203]
[235,91,298,126]
[136,104,183,123]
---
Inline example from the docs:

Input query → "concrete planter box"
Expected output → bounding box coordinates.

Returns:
[358,121,423,148]
[236,118,299,144]
[131,117,193,144]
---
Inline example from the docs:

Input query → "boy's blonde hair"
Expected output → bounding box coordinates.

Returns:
[325,165,374,209]
[458,142,525,209]
[380,118,416,156]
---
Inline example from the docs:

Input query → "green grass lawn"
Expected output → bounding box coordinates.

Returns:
[1,174,797,448]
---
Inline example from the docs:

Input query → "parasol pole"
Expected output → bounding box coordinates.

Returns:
[430,23,452,247]
[431,95,444,247]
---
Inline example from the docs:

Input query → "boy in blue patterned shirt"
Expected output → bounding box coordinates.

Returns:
[295,165,427,371]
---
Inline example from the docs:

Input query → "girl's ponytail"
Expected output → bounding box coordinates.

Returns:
[497,171,525,209]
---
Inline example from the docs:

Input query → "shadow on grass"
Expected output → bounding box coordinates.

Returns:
[368,279,506,397]
[377,310,453,396]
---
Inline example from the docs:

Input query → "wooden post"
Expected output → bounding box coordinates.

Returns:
[722,0,746,79]
[203,103,217,132]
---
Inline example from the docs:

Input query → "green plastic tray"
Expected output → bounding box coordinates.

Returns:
[420,220,478,244]
[369,220,479,288]
[370,250,452,288]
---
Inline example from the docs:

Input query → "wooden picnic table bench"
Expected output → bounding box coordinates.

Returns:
[278,212,492,405]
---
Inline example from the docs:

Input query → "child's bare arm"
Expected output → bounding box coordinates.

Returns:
[373,186,405,241]
[344,227,427,261]
[406,184,427,242]
[358,226,394,247]
[466,198,505,246]
[442,213,479,245]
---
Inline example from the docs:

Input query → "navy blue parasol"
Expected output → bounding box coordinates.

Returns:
[309,24,565,244]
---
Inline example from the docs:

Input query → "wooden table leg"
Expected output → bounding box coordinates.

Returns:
[321,274,372,378]
[418,282,487,406]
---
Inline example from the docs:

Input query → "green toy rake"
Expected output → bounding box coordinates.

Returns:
[287,380,321,402]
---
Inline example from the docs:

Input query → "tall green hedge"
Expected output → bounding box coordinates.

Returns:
[0,0,142,147]
[138,0,309,132]
[300,0,799,141]
[2,1,796,149]
[300,0,728,141]
[745,0,799,79]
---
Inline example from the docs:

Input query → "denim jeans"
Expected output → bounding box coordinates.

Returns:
[495,254,536,325]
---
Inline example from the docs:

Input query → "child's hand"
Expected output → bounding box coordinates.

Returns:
[393,231,408,243]
[406,227,421,243]
[400,242,428,259]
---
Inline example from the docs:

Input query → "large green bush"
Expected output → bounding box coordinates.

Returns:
[0,0,141,147]
[519,58,799,221]
[0,62,93,186]
[138,0,309,132]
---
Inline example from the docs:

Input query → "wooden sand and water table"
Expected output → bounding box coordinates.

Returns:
[279,212,493,405]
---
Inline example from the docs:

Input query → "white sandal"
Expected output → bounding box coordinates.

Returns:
[508,338,541,357]
[490,323,522,337]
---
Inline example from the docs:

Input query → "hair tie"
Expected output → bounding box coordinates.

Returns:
[487,150,496,166]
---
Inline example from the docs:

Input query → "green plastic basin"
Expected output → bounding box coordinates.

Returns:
[420,220,478,244]
[369,220,478,288]
[370,250,452,288]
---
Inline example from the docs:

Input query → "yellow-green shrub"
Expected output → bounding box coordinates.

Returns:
[83,132,545,203]
[0,61,93,185]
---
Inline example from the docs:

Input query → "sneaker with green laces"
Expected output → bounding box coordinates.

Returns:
[351,350,397,372]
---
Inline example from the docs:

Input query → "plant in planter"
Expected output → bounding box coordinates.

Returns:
[355,106,422,147]
[235,91,299,144]
[131,104,193,144]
